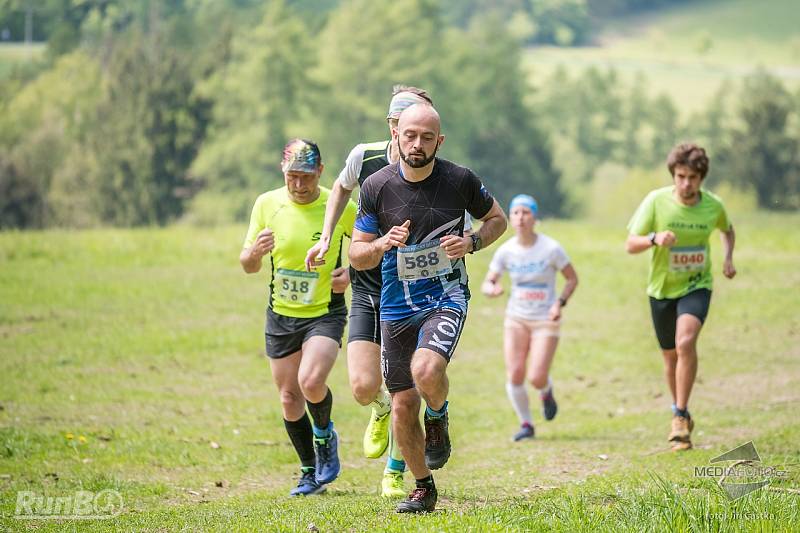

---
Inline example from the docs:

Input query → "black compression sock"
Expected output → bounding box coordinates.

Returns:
[416,475,435,489]
[284,414,315,469]
[307,388,333,431]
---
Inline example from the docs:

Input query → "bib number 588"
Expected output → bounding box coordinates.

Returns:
[403,252,441,270]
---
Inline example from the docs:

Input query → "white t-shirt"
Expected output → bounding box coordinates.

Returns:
[488,233,570,321]
[337,142,390,191]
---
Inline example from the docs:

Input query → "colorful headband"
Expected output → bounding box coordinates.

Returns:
[386,91,428,120]
[281,139,321,173]
[509,194,538,215]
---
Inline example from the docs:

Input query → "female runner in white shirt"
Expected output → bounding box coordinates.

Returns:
[481,194,578,441]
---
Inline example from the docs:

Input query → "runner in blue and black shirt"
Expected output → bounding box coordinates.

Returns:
[350,104,507,513]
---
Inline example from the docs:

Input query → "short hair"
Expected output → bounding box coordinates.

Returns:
[391,85,433,105]
[667,143,709,178]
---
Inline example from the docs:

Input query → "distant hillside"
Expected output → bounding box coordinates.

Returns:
[525,0,800,116]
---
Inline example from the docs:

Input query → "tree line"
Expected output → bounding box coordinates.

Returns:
[0,0,797,229]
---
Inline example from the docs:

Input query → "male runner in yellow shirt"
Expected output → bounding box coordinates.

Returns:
[241,139,357,494]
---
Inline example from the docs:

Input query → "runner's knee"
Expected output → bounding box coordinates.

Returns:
[529,372,548,389]
[411,355,444,389]
[675,333,697,356]
[350,377,380,406]
[391,393,419,421]
[279,388,304,412]
[298,372,326,398]
[507,366,526,385]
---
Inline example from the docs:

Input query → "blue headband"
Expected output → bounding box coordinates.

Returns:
[509,194,538,215]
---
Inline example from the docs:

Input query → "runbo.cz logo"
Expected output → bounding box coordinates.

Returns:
[694,441,789,500]
[14,489,123,520]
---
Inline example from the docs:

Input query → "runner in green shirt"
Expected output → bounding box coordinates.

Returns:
[240,138,357,495]
[626,142,736,451]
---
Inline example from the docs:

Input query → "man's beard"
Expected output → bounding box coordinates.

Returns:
[398,141,439,168]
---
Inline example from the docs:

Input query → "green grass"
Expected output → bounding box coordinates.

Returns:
[0,42,43,79]
[524,0,800,116]
[1,212,799,531]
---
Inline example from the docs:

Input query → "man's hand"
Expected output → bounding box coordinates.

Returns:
[252,228,275,258]
[481,279,503,297]
[723,258,737,279]
[440,234,470,259]
[305,237,330,271]
[654,231,677,247]
[377,220,411,251]
[331,267,350,293]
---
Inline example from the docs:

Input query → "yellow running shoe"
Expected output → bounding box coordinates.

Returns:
[381,471,406,498]
[363,409,390,459]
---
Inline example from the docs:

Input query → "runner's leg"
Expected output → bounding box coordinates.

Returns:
[674,314,702,412]
[504,320,532,426]
[271,350,321,493]
[392,388,427,478]
[661,349,678,407]
[298,335,341,483]
[528,326,560,421]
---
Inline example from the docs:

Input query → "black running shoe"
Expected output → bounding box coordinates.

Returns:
[541,388,558,421]
[424,412,451,470]
[396,486,437,513]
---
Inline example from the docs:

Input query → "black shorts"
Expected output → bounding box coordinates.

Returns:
[649,288,712,350]
[380,306,466,393]
[265,306,347,359]
[348,290,381,344]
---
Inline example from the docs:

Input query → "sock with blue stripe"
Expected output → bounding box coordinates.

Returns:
[425,400,448,419]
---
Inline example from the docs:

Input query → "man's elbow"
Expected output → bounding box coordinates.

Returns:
[348,250,364,271]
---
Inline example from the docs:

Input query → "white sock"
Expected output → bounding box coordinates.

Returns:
[370,389,391,417]
[506,382,532,425]
[536,377,552,396]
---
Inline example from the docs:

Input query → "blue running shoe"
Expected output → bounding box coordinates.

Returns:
[290,470,326,496]
[314,428,340,485]
[513,422,535,441]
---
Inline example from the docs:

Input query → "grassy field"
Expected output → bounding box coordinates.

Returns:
[524,0,800,116]
[0,43,43,79]
[1,209,799,531]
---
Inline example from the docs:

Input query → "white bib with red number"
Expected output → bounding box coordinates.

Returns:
[669,246,707,273]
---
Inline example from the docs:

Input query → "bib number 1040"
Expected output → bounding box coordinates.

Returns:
[669,246,707,273]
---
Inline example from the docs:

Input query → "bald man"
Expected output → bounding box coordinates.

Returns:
[349,104,507,513]
[304,86,433,498]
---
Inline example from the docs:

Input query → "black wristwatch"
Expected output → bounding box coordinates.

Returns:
[469,233,482,253]
[648,232,657,246]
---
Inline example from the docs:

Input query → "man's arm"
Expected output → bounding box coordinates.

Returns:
[440,200,507,259]
[625,231,677,254]
[305,179,355,270]
[721,225,736,279]
[474,200,507,250]
[239,228,274,273]
[349,221,411,271]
